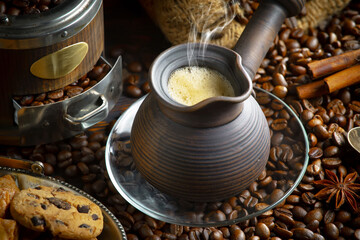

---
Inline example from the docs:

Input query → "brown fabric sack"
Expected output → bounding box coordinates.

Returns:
[139,0,351,48]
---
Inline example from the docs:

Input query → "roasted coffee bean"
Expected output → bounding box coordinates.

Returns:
[66,86,83,97]
[273,86,288,98]
[335,210,352,223]
[306,218,320,232]
[273,223,293,238]
[292,228,314,240]
[57,150,71,162]
[269,189,284,203]
[313,124,330,140]
[323,223,339,240]
[254,223,270,239]
[322,157,342,169]
[64,164,78,177]
[243,196,258,209]
[323,146,339,157]
[125,85,142,98]
[43,162,54,175]
[127,61,142,73]
[305,36,319,51]
[20,95,34,106]
[307,163,321,176]
[271,119,287,131]
[308,133,318,147]
[292,206,307,220]
[301,109,314,122]
[141,81,151,93]
[304,209,323,224]
[308,147,323,159]
[307,116,323,128]
[301,192,316,205]
[47,89,64,100]
[124,75,140,86]
[324,210,335,224]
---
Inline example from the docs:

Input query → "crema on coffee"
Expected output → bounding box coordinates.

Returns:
[167,66,235,106]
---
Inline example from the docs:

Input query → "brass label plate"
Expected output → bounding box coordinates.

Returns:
[30,42,89,79]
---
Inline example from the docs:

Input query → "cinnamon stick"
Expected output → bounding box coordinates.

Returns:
[296,64,360,99]
[296,79,328,99]
[324,64,360,93]
[307,48,360,79]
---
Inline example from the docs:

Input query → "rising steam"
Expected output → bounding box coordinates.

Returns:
[186,0,238,66]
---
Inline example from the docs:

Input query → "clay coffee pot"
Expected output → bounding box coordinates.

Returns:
[131,0,305,202]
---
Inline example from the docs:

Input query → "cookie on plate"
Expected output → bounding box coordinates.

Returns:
[0,175,20,199]
[0,218,19,240]
[0,175,20,218]
[10,186,103,240]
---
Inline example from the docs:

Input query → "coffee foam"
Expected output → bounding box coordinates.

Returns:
[167,66,235,106]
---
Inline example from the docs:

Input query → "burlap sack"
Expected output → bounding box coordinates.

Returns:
[139,0,351,49]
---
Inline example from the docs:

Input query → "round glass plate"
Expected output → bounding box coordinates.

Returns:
[105,87,309,227]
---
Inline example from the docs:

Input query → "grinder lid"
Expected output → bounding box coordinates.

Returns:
[0,0,102,49]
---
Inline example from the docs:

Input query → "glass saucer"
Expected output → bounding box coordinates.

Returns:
[105,87,309,227]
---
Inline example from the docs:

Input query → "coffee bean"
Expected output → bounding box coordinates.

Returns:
[301,109,314,122]
[301,192,316,205]
[125,85,142,98]
[269,189,284,203]
[243,196,258,209]
[254,223,270,239]
[307,116,323,128]
[127,61,142,73]
[323,223,339,240]
[304,209,323,224]
[20,95,34,106]
[308,133,318,147]
[289,64,307,75]
[339,226,354,239]
[306,36,319,51]
[66,86,83,97]
[308,147,323,159]
[273,223,293,238]
[322,157,341,169]
[43,162,54,175]
[273,85,288,98]
[271,119,287,131]
[141,81,151,93]
[306,219,319,232]
[292,228,314,240]
[64,164,78,177]
[335,210,352,223]
[292,206,307,220]
[313,124,330,140]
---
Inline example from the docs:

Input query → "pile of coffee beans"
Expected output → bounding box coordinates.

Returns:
[0,0,65,15]
[13,62,110,107]
[123,61,151,98]
[2,0,360,239]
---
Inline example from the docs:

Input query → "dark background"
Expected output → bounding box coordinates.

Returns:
[103,0,170,67]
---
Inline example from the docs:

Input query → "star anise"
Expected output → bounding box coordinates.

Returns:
[314,169,360,211]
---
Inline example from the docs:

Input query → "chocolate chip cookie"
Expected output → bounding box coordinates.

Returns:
[10,186,103,239]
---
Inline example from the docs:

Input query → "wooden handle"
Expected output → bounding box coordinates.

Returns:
[234,0,304,80]
[0,156,44,174]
